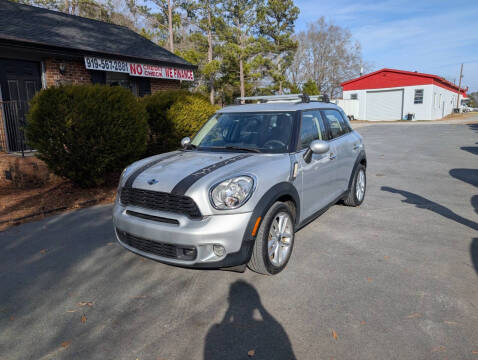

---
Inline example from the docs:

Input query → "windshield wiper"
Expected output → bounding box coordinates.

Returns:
[183,144,197,150]
[224,146,261,153]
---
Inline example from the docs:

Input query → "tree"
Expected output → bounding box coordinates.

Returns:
[287,81,300,94]
[147,0,177,51]
[220,0,264,100]
[468,92,478,108]
[302,79,319,95]
[287,17,367,98]
[194,0,221,104]
[258,0,299,94]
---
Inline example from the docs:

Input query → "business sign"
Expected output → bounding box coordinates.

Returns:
[84,56,194,81]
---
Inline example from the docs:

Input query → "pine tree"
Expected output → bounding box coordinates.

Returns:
[196,0,221,104]
[259,0,299,94]
[302,79,319,95]
[220,0,264,101]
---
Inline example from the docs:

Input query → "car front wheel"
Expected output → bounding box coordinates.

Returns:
[248,201,295,275]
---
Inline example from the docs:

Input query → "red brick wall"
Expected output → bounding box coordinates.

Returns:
[44,58,91,87]
[150,78,181,93]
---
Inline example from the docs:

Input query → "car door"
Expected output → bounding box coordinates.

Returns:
[297,110,339,220]
[321,109,356,192]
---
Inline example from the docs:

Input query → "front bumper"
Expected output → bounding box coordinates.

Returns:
[112,203,253,268]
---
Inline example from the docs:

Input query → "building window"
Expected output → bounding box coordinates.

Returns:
[414,89,424,104]
[106,72,138,95]
[350,93,358,100]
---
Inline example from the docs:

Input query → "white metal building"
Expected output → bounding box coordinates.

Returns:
[341,68,468,121]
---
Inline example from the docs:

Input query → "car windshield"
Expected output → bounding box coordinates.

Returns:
[191,112,295,153]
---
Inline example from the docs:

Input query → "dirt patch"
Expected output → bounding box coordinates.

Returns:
[443,111,478,120]
[0,176,117,231]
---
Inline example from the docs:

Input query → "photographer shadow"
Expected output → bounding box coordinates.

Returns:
[204,280,296,360]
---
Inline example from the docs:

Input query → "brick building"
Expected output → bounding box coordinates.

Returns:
[0,0,195,153]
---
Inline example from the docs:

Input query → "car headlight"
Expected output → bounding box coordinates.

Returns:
[210,176,255,209]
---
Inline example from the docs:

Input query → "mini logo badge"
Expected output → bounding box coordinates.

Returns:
[147,178,159,185]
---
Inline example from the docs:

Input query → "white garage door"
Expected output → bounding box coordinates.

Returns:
[366,89,403,121]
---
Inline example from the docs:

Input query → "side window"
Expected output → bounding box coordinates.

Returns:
[322,109,349,138]
[299,110,327,149]
[338,109,353,132]
[414,89,424,104]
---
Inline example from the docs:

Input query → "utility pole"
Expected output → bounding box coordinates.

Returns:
[456,63,463,109]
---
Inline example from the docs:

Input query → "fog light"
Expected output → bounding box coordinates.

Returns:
[183,248,195,256]
[213,245,226,257]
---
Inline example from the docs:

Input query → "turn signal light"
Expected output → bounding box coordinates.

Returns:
[251,217,262,236]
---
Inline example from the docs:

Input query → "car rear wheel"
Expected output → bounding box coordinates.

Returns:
[344,164,366,206]
[248,201,295,275]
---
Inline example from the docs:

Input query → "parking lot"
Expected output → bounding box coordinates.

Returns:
[1,122,477,360]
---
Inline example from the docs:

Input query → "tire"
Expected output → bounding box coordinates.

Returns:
[344,164,366,206]
[248,201,295,275]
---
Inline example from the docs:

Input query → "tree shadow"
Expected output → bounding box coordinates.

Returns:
[382,185,478,276]
[204,280,296,360]
[381,186,478,232]
[467,123,478,133]
[449,169,478,188]
[461,146,478,156]
[471,238,478,276]
[0,205,203,359]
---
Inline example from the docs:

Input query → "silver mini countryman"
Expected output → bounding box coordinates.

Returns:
[113,94,366,275]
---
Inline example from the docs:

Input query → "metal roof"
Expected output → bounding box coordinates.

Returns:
[341,68,467,94]
[218,102,340,113]
[0,0,194,68]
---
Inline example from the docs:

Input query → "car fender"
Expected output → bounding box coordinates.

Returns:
[242,181,300,244]
[347,150,367,191]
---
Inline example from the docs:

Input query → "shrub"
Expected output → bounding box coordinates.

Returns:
[142,90,219,154]
[167,94,220,144]
[26,85,148,187]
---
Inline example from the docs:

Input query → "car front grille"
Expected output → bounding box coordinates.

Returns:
[116,229,197,260]
[120,187,202,219]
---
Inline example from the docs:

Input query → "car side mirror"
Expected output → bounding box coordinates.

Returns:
[304,140,330,163]
[181,137,191,149]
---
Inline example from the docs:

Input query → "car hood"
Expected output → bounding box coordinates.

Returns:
[122,150,293,216]
[128,150,255,193]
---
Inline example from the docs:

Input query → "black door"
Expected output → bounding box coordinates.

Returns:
[0,58,42,152]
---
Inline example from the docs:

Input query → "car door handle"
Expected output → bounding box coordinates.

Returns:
[329,152,336,160]
[353,144,361,151]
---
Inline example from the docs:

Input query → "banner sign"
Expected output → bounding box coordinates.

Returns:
[84,56,194,81]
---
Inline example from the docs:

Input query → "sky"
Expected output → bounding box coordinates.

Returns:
[294,0,478,92]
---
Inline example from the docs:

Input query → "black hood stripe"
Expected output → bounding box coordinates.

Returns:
[125,152,179,188]
[171,154,252,195]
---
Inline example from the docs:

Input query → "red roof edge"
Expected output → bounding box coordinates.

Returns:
[341,68,467,93]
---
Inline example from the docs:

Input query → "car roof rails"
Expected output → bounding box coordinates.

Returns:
[234,93,330,104]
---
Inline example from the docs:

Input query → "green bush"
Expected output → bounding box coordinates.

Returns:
[26,85,148,187]
[142,90,219,154]
[167,94,220,143]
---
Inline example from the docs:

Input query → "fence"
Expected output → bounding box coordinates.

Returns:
[0,100,31,155]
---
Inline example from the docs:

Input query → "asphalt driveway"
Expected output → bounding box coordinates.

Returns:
[1,123,477,360]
